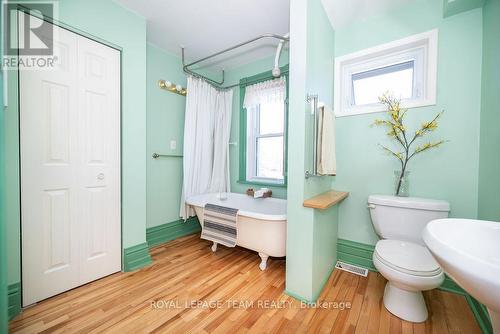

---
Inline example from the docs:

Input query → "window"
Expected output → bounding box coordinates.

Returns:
[352,61,415,105]
[247,100,285,182]
[334,29,438,117]
[240,70,288,186]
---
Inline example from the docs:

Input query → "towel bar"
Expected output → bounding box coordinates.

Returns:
[305,93,320,178]
[152,153,183,159]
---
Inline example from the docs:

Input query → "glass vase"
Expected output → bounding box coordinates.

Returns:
[394,170,410,197]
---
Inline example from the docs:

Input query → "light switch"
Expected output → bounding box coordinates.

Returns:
[170,140,177,150]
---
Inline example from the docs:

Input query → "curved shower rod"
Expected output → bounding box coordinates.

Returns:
[181,33,290,89]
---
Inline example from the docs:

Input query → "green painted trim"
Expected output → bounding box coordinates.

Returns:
[285,265,336,304]
[337,238,492,333]
[123,243,152,272]
[337,238,377,271]
[466,295,493,334]
[236,179,287,188]
[146,217,201,248]
[439,275,466,295]
[8,282,21,321]
[238,65,289,187]
[284,289,316,304]
[435,276,494,334]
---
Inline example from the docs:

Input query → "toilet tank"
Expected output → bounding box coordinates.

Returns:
[368,195,450,245]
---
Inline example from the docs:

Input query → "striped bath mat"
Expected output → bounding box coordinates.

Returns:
[201,203,239,247]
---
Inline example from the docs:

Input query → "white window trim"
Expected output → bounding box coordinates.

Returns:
[246,104,285,185]
[334,29,438,117]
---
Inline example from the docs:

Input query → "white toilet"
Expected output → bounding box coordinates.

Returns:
[368,195,450,322]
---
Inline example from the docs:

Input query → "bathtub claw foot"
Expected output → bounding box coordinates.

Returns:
[258,253,269,270]
[211,242,218,252]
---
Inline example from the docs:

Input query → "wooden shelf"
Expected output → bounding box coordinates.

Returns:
[303,190,349,210]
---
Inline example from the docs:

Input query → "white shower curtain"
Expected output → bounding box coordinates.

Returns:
[179,76,233,220]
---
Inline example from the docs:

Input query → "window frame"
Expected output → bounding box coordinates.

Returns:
[334,29,438,117]
[246,104,286,184]
[351,60,416,105]
[239,65,289,187]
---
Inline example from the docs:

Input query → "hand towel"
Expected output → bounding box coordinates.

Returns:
[201,203,238,247]
[317,105,337,175]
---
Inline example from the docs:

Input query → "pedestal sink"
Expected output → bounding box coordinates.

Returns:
[423,218,500,333]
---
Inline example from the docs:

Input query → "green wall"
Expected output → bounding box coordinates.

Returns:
[478,0,500,221]
[332,1,484,245]
[146,44,187,228]
[286,0,339,302]
[5,0,148,284]
[443,0,485,17]
[145,46,290,228]
[286,0,313,301]
[306,0,338,301]
[225,55,289,199]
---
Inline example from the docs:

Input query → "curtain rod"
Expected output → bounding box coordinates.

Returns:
[159,68,288,96]
[181,33,289,90]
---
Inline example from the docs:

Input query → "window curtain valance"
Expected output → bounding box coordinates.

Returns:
[243,77,286,108]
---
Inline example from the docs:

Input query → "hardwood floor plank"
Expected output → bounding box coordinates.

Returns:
[389,315,402,334]
[330,274,359,333]
[426,290,451,334]
[366,273,385,334]
[401,320,414,334]
[9,234,482,334]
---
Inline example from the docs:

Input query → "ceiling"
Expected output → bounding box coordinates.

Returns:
[321,0,419,30]
[114,0,425,70]
[114,0,290,70]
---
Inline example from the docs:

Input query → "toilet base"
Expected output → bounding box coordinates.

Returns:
[383,282,428,322]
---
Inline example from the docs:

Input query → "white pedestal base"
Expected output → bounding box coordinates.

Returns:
[258,253,269,271]
[383,282,428,322]
[489,309,500,334]
[211,242,218,252]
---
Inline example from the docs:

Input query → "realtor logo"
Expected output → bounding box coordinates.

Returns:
[4,2,54,55]
[2,1,58,69]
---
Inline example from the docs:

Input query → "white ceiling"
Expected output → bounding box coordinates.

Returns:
[114,0,290,70]
[114,0,420,70]
[321,0,419,30]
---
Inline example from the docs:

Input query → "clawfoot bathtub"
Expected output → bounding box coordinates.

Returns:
[186,192,287,270]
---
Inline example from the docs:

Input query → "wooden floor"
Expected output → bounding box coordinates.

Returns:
[10,234,481,334]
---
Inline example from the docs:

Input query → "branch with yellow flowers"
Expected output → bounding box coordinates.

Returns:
[373,93,445,196]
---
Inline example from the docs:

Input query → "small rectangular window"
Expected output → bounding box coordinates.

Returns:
[334,29,438,117]
[352,61,415,106]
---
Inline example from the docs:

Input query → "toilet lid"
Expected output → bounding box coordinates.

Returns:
[375,240,442,276]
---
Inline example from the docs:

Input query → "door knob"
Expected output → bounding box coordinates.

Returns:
[97,173,105,180]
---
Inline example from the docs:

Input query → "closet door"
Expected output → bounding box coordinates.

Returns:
[77,32,121,285]
[20,13,121,306]
[20,15,80,306]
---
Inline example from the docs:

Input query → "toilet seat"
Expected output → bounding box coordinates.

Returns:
[374,240,442,277]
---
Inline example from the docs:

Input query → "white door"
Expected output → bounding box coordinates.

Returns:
[20,13,121,306]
